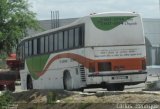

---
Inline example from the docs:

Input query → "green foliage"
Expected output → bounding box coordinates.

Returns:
[0,91,13,108]
[0,0,40,54]
[79,103,91,109]
[0,52,7,59]
[146,81,157,90]
[47,92,57,104]
[0,59,7,69]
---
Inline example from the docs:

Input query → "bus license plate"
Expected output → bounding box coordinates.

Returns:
[112,76,128,80]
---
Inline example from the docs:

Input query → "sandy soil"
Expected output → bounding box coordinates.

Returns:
[10,90,160,109]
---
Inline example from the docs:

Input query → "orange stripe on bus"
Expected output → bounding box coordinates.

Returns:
[37,53,145,77]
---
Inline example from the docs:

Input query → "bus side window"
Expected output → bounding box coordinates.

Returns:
[64,30,68,49]
[19,46,21,60]
[75,28,79,47]
[79,26,84,47]
[69,29,74,48]
[45,35,49,53]
[18,44,25,69]
[22,44,24,60]
[37,38,40,54]
[58,32,63,50]
[29,40,32,56]
[25,41,28,57]
[40,36,45,54]
[17,45,20,60]
[54,33,58,51]
[33,39,37,55]
[49,34,54,52]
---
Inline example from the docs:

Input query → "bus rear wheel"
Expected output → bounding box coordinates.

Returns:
[106,84,124,91]
[116,84,124,91]
[27,75,33,90]
[63,71,72,90]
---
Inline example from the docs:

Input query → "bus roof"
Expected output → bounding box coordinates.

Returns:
[21,11,139,42]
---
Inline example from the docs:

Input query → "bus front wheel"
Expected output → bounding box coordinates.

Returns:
[63,71,73,90]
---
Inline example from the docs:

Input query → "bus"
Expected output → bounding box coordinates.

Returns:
[17,12,147,91]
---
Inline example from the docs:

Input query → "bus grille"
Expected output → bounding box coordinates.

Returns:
[80,65,86,82]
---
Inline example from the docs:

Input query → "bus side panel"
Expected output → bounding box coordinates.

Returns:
[24,49,86,89]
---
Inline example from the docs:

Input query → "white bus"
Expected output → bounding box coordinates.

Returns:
[17,12,147,91]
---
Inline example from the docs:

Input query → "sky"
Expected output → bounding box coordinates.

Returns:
[28,0,160,20]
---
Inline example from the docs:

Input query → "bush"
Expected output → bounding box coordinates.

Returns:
[47,92,57,104]
[0,91,13,108]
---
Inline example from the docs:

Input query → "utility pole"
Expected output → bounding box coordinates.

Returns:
[51,10,59,29]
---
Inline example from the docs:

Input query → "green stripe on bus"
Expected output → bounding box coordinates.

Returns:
[91,16,135,31]
[26,54,50,79]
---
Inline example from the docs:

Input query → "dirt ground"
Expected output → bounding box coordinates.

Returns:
[10,90,160,109]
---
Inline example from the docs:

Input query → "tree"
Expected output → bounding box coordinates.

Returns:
[0,0,40,55]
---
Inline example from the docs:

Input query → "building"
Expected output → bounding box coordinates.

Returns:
[143,18,160,65]
[27,18,78,36]
[27,18,160,66]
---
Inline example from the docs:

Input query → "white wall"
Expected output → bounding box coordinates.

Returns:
[143,18,160,65]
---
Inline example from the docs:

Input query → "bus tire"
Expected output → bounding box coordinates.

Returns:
[63,71,72,90]
[77,88,84,92]
[116,84,124,91]
[106,84,116,91]
[27,75,33,90]
[107,84,124,91]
